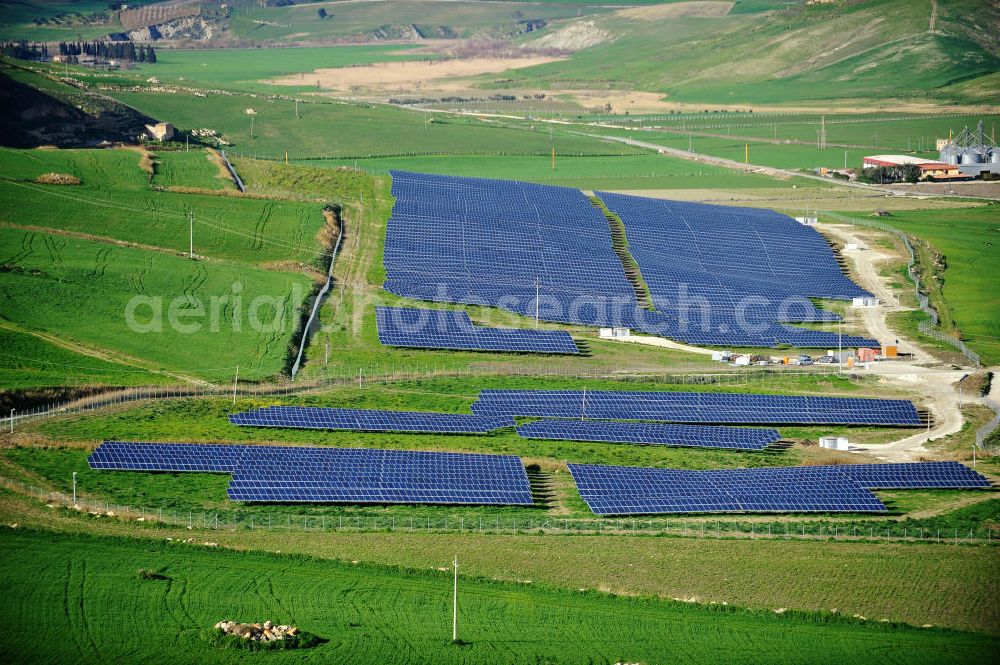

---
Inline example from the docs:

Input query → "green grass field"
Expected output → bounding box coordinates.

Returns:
[151,150,233,191]
[0,226,311,381]
[297,153,798,189]
[834,208,1000,365]
[102,89,645,160]
[583,113,998,171]
[0,147,330,265]
[226,0,612,44]
[0,326,165,391]
[3,528,995,664]
[128,45,430,92]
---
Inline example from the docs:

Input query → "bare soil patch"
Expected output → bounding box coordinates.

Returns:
[268,56,564,95]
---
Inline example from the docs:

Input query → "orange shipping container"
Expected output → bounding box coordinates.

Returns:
[882,345,898,358]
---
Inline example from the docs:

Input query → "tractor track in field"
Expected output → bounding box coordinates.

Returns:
[0,221,209,261]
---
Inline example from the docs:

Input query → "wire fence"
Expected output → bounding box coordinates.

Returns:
[2,365,870,430]
[7,476,994,546]
[977,399,1000,455]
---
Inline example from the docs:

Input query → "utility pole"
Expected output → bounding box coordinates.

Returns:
[838,318,842,373]
[581,387,587,421]
[9,408,13,434]
[232,365,239,405]
[324,340,330,366]
[189,210,194,259]
[250,114,254,140]
[72,471,77,504]
[452,555,459,643]
[295,99,299,120]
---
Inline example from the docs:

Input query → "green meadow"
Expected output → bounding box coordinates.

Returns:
[103,89,644,160]
[0,226,311,381]
[868,207,1000,364]
[3,529,995,665]
[297,153,797,190]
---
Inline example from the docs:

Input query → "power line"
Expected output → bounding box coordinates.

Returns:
[0,178,328,258]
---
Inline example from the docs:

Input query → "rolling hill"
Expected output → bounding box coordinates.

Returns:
[508,0,1000,105]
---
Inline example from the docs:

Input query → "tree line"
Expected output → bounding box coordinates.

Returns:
[0,40,157,63]
[0,41,50,61]
[58,41,157,62]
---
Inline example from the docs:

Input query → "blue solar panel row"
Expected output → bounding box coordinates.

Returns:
[227,446,533,504]
[567,461,990,515]
[516,419,780,450]
[229,406,512,434]
[472,390,922,426]
[569,464,887,515]
[382,170,877,348]
[376,306,579,354]
[817,461,991,489]
[87,441,534,506]
[88,441,252,472]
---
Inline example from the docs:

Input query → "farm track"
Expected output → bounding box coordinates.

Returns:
[0,320,212,387]
[815,223,971,461]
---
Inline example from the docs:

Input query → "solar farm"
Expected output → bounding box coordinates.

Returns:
[2,6,999,660]
[76,386,986,518]
[383,171,877,349]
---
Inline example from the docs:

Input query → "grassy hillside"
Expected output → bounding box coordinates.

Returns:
[0,226,311,381]
[126,45,431,92]
[296,153,800,189]
[103,88,643,159]
[508,0,1000,105]
[0,148,327,265]
[0,0,119,41]
[225,0,613,44]
[2,528,995,664]
[0,326,165,390]
[0,63,155,148]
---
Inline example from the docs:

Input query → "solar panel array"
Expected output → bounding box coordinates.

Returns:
[88,441,252,472]
[229,406,511,434]
[568,461,992,515]
[87,441,534,506]
[376,306,579,354]
[227,446,533,504]
[596,192,876,347]
[516,419,780,450]
[384,170,638,328]
[473,390,922,426]
[820,461,991,489]
[569,464,888,514]
[382,170,876,348]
